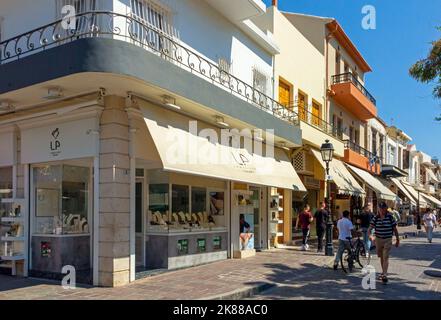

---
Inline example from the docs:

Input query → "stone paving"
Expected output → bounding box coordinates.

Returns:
[251,226,441,300]
[0,226,440,300]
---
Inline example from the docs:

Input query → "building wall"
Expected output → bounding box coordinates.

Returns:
[328,38,366,85]
[330,102,366,148]
[272,9,326,115]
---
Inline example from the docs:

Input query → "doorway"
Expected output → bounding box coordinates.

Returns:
[249,186,262,249]
[135,179,144,267]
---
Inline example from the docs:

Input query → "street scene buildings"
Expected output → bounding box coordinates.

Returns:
[0,0,440,298]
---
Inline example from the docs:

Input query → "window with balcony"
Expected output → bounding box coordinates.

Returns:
[371,129,377,157]
[130,0,176,54]
[388,145,396,166]
[379,135,384,161]
[252,68,269,106]
[297,91,307,122]
[311,100,321,127]
[332,115,343,139]
[278,78,292,110]
[335,52,341,74]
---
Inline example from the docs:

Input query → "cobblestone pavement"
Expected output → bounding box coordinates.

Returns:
[0,226,440,300]
[251,226,441,300]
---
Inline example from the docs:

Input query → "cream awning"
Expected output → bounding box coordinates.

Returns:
[400,181,428,208]
[346,165,396,201]
[420,193,441,208]
[142,117,306,191]
[427,169,439,183]
[311,150,365,196]
[390,178,417,206]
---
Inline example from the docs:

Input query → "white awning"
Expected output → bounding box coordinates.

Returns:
[390,178,417,206]
[346,165,396,201]
[400,181,428,208]
[420,193,441,208]
[311,150,365,196]
[427,169,439,183]
[142,117,306,191]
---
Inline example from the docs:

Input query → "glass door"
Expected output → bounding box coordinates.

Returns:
[250,186,261,249]
[135,180,144,267]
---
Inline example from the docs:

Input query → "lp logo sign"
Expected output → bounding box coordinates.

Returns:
[361,265,376,290]
[50,128,62,157]
[61,265,76,290]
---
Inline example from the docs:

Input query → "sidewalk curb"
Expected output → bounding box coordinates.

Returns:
[204,282,277,300]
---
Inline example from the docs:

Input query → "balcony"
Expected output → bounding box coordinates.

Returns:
[343,140,381,175]
[331,73,377,121]
[0,11,299,136]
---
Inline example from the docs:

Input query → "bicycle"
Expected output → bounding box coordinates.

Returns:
[341,231,371,273]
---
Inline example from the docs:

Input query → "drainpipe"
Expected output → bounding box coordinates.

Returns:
[325,21,339,124]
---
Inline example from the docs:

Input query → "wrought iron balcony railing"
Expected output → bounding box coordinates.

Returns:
[332,72,376,106]
[343,140,382,164]
[282,102,340,139]
[0,11,298,125]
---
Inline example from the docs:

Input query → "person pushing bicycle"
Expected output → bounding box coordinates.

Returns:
[333,210,354,270]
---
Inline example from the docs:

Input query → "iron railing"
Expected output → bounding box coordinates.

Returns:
[282,101,340,139]
[332,72,376,106]
[0,11,299,125]
[344,140,382,163]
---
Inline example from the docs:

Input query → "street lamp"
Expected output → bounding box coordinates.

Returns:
[321,140,335,256]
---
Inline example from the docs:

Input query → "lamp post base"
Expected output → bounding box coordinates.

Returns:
[325,221,334,256]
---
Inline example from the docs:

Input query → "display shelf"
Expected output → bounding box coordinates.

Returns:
[1,255,25,261]
[1,236,25,241]
[1,217,24,223]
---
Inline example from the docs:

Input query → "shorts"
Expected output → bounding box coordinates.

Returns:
[376,237,392,259]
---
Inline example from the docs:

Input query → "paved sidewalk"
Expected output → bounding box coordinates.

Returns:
[0,226,439,300]
[0,246,334,300]
[251,226,441,300]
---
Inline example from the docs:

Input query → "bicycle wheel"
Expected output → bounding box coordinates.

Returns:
[356,242,371,268]
[340,249,353,273]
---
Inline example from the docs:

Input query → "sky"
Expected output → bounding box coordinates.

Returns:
[263,0,441,159]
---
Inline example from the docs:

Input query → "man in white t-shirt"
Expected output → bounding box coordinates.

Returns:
[333,210,354,270]
[423,209,437,243]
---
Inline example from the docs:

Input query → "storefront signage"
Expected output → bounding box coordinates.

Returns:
[21,118,98,163]
[41,241,51,258]
[50,128,62,157]
[177,239,188,255]
[197,239,206,253]
[213,236,221,250]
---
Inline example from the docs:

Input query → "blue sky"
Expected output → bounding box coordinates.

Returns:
[263,0,441,159]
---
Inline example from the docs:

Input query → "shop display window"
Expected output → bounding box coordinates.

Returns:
[0,167,13,199]
[147,170,227,234]
[33,165,90,235]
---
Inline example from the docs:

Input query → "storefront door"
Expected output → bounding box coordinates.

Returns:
[135,180,144,267]
[250,186,262,249]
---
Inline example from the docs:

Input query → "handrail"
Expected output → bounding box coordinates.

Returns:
[332,72,376,106]
[0,11,299,125]
[343,139,382,163]
[284,102,340,139]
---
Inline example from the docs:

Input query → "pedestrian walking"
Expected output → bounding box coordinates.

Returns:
[359,204,374,254]
[314,201,329,253]
[368,202,400,284]
[423,209,437,243]
[297,204,313,251]
[333,210,354,270]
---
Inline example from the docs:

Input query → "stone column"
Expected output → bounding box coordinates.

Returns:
[98,96,131,287]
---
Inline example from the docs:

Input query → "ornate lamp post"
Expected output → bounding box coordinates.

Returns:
[321,140,335,256]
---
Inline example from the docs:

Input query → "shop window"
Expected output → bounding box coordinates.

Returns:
[172,185,189,214]
[148,183,169,226]
[0,167,13,199]
[209,191,224,216]
[191,187,206,214]
[33,165,90,235]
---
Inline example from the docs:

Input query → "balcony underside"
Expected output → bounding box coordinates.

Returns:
[299,121,344,158]
[331,82,377,120]
[0,37,302,146]
[344,149,380,175]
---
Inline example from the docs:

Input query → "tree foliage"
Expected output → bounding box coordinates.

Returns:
[409,27,441,121]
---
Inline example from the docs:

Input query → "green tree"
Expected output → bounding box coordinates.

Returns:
[409,27,441,121]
